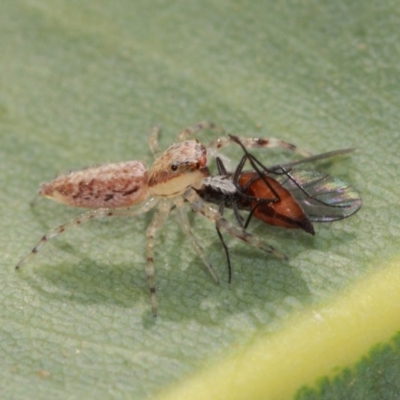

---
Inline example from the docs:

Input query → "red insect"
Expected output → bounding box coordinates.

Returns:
[235,170,315,234]
[198,135,362,279]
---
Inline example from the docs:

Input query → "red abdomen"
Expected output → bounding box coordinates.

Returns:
[238,172,314,234]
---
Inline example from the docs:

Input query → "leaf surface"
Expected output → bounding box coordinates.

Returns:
[1,1,399,399]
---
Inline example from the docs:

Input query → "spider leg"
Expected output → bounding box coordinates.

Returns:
[148,126,162,157]
[178,121,311,158]
[184,187,288,261]
[29,193,40,207]
[178,121,224,141]
[145,199,171,316]
[15,198,159,270]
[207,134,312,158]
[215,218,287,259]
[174,197,220,284]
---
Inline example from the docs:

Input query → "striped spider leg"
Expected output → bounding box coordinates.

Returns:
[178,121,313,161]
[16,126,287,316]
[16,140,214,316]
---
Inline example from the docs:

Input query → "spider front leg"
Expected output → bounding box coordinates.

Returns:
[174,197,220,284]
[207,134,312,158]
[145,199,172,316]
[148,126,162,157]
[15,198,159,270]
[178,121,224,141]
[178,122,312,166]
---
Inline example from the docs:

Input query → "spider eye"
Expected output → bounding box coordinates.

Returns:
[171,163,178,172]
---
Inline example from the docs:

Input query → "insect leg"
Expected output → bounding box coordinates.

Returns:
[232,137,356,212]
[216,224,232,283]
[145,199,171,316]
[174,198,220,284]
[184,187,287,260]
[15,198,159,270]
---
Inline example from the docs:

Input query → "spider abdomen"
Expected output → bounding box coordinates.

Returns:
[39,161,149,208]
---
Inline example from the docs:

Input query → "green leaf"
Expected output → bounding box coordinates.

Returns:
[1,1,399,399]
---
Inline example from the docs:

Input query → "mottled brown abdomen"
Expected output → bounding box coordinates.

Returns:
[39,161,149,208]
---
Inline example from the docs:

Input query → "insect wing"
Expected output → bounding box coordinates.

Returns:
[276,170,362,222]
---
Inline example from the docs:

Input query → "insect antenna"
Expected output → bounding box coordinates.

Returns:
[215,202,233,283]
[213,157,238,282]
[268,148,355,171]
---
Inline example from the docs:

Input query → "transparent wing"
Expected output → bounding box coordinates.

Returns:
[275,170,362,222]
